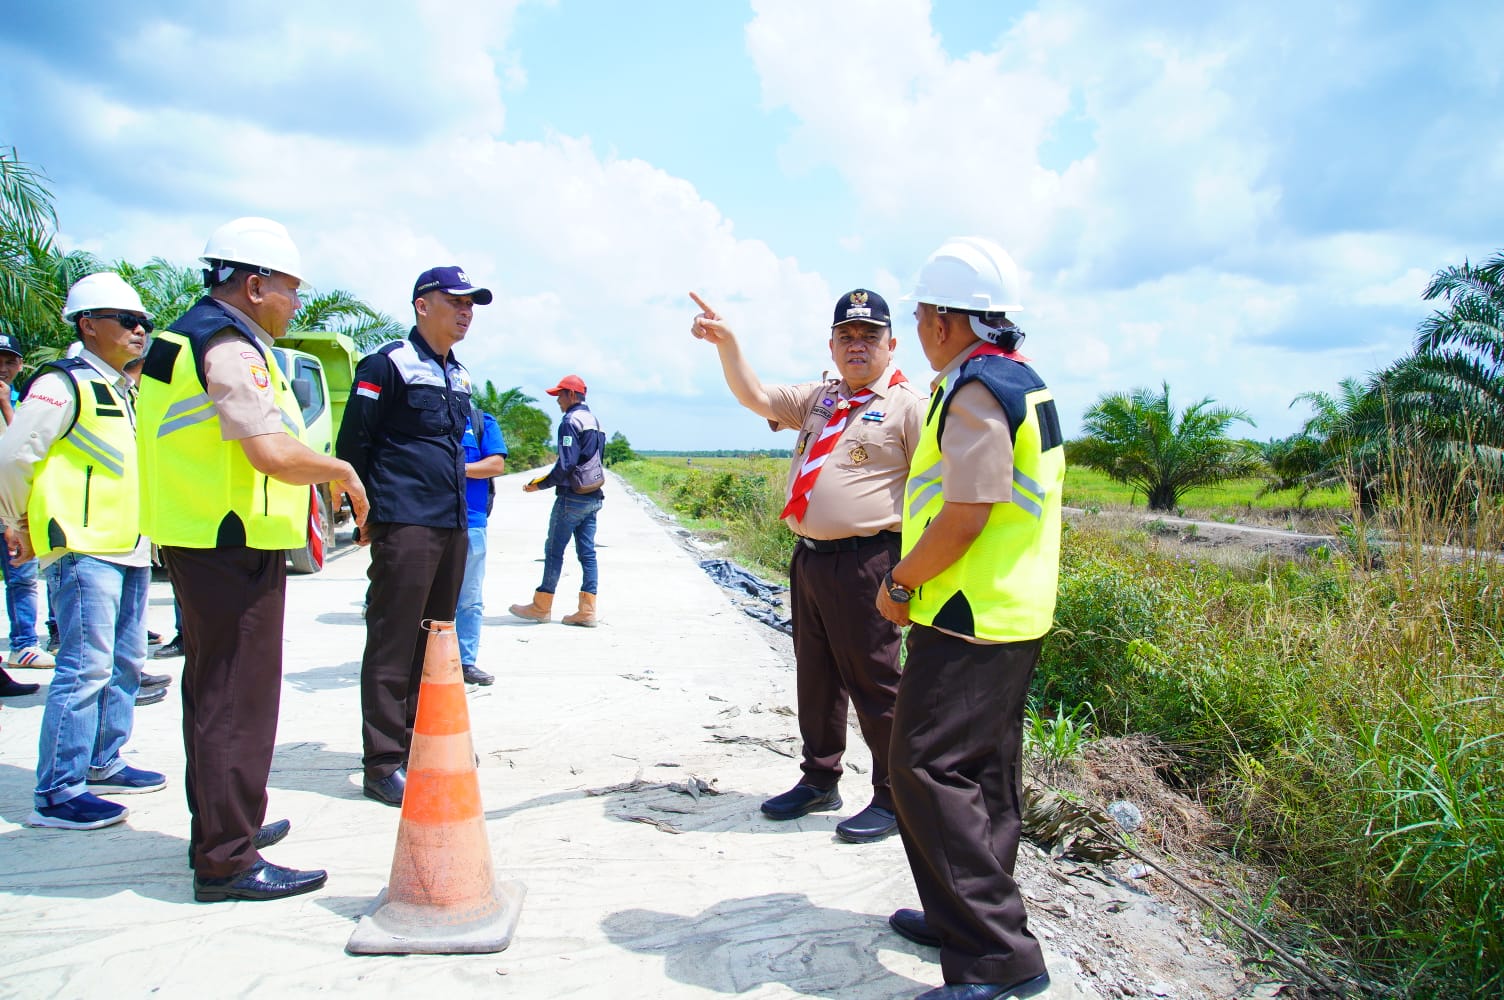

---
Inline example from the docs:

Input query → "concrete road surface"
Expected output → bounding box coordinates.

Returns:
[0,470,1089,1000]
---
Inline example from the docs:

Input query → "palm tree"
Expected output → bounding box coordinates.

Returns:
[0,149,96,354]
[471,380,536,420]
[1073,382,1261,511]
[1265,377,1389,512]
[294,289,404,350]
[115,258,202,329]
[470,380,553,469]
[1368,249,1504,508]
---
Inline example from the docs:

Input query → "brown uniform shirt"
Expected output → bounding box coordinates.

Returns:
[932,347,1015,504]
[202,302,285,441]
[765,363,926,540]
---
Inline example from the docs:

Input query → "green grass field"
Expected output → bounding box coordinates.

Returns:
[1062,465,1348,512]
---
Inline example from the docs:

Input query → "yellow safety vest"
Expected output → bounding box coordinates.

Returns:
[901,347,1065,642]
[136,301,308,550]
[26,359,141,559]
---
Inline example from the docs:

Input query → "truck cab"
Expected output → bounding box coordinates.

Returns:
[269,330,360,573]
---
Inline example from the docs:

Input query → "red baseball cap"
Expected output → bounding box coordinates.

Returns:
[545,374,587,396]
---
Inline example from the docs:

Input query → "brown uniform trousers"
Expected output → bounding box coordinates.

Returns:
[788,532,902,809]
[890,624,1048,986]
[165,545,286,880]
[359,522,467,779]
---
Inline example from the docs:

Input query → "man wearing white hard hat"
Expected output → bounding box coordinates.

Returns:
[136,217,369,901]
[0,272,167,831]
[875,238,1063,1000]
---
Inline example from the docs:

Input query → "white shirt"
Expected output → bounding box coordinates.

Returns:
[0,348,151,568]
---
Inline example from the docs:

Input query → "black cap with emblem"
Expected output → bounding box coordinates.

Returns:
[832,288,890,327]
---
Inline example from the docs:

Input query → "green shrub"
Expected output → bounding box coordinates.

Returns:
[1047,518,1503,995]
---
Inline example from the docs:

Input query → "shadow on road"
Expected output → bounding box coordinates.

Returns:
[283,661,361,693]
[602,892,929,996]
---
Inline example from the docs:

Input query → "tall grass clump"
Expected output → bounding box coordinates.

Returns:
[615,457,794,579]
[1043,500,1504,996]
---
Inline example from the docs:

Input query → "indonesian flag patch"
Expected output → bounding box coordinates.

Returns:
[355,381,381,400]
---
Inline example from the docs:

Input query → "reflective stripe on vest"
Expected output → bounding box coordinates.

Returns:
[136,328,309,550]
[900,354,1065,642]
[27,360,141,558]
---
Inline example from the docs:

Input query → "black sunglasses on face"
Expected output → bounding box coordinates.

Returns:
[87,311,155,333]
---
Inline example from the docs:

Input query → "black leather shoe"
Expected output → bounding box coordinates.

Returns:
[363,767,406,806]
[835,803,897,843]
[153,637,184,659]
[188,819,293,867]
[761,783,842,820]
[0,670,40,698]
[140,671,172,690]
[889,908,941,948]
[136,686,168,706]
[193,859,328,902]
[914,974,1051,1000]
[462,663,494,686]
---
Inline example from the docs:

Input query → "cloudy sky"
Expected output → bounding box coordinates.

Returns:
[3,0,1500,449]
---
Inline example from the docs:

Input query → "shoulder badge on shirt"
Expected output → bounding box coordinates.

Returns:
[248,361,270,390]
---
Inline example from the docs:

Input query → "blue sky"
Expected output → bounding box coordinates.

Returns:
[2,0,1501,450]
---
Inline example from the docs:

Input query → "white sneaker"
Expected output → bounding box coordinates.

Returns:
[8,647,55,668]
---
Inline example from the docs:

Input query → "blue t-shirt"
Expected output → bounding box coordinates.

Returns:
[463,411,507,528]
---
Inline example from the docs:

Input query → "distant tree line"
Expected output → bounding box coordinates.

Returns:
[637,449,793,459]
[1073,247,1504,516]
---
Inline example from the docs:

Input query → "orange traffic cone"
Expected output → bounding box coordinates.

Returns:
[347,620,526,954]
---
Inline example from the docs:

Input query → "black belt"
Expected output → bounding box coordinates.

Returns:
[799,530,899,553]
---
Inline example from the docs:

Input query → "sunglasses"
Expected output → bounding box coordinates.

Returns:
[87,312,155,333]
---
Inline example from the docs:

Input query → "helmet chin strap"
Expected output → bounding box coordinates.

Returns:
[969,313,1025,352]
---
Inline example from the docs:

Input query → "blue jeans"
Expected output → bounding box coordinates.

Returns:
[539,492,602,595]
[35,554,149,807]
[456,525,488,666]
[3,553,41,653]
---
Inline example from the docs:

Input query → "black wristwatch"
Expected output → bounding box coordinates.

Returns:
[884,571,912,604]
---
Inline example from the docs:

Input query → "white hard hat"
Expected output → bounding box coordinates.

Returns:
[200,216,305,284]
[62,272,152,321]
[907,236,1023,313]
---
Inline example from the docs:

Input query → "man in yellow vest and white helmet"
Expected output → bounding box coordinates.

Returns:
[136,217,368,901]
[0,272,165,831]
[875,237,1064,1000]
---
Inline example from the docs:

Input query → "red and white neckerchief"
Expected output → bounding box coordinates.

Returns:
[967,343,1030,363]
[780,368,907,522]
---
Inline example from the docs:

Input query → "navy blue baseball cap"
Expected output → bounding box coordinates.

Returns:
[413,266,493,305]
[0,333,22,357]
[832,288,890,327]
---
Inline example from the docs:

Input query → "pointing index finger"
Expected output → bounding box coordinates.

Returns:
[688,291,717,318]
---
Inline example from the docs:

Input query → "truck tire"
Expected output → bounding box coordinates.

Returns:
[288,486,335,574]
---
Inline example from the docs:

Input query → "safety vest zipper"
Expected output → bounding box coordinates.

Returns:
[83,466,93,527]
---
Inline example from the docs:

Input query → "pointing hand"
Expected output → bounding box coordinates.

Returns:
[688,292,735,346]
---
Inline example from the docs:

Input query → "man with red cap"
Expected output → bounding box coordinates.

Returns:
[509,374,606,627]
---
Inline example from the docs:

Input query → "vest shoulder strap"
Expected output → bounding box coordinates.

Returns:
[22,359,92,438]
[937,354,1048,446]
